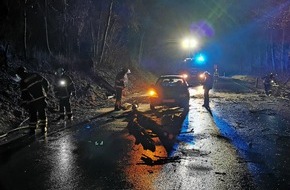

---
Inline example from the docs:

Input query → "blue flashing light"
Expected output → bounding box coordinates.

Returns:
[195,54,206,64]
[197,55,205,62]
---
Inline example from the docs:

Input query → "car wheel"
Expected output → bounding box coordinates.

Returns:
[150,104,155,111]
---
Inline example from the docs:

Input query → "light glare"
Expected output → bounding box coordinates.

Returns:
[181,38,198,49]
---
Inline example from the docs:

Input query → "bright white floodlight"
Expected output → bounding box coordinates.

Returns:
[181,38,198,49]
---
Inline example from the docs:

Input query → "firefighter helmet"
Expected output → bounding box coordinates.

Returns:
[121,68,128,74]
[56,68,65,76]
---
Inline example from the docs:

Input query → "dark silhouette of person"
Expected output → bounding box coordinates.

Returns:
[54,68,76,121]
[202,71,213,108]
[16,66,49,133]
[213,68,219,83]
[114,68,128,111]
[262,73,276,96]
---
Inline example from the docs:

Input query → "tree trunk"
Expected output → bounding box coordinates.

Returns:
[270,31,275,71]
[138,32,145,65]
[44,0,52,56]
[90,20,96,58]
[62,0,68,56]
[265,41,269,70]
[280,28,285,72]
[96,9,102,60]
[23,0,27,59]
[98,0,113,67]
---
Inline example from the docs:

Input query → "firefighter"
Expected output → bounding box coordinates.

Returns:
[114,68,128,111]
[213,68,219,83]
[16,66,49,133]
[54,68,76,121]
[262,73,276,96]
[202,71,213,108]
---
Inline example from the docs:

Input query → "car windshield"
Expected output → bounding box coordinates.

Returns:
[157,77,185,87]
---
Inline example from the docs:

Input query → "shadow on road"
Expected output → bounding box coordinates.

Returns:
[0,135,36,164]
[204,106,213,116]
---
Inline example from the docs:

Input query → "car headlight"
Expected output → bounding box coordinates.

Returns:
[199,73,205,79]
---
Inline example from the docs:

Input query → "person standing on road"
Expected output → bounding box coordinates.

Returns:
[262,73,276,96]
[16,66,49,133]
[213,68,219,83]
[123,69,131,96]
[202,71,213,108]
[54,68,76,121]
[114,68,128,111]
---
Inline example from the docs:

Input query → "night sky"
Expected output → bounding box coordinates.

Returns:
[0,0,289,75]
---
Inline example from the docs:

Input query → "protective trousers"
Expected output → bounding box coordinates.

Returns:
[264,84,271,96]
[28,99,48,131]
[115,88,123,110]
[59,97,72,119]
[203,88,210,108]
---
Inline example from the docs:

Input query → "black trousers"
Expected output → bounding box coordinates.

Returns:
[264,84,271,95]
[203,88,210,107]
[28,99,47,129]
[115,88,123,109]
[59,97,72,119]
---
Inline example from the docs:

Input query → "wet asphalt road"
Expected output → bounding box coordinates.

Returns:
[0,77,288,190]
[0,114,135,190]
[213,78,290,190]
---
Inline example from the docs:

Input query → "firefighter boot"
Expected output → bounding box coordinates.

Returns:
[38,119,48,133]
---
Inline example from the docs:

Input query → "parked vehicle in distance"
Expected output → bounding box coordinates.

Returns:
[180,68,205,86]
[148,75,190,110]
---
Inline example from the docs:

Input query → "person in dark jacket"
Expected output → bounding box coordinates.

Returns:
[16,66,49,133]
[114,68,128,111]
[262,73,276,96]
[202,71,213,108]
[54,68,75,120]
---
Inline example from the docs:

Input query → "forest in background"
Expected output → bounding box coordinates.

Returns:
[0,0,290,133]
[0,0,289,75]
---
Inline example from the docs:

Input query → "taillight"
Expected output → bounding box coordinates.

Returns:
[148,89,158,97]
[181,73,188,79]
